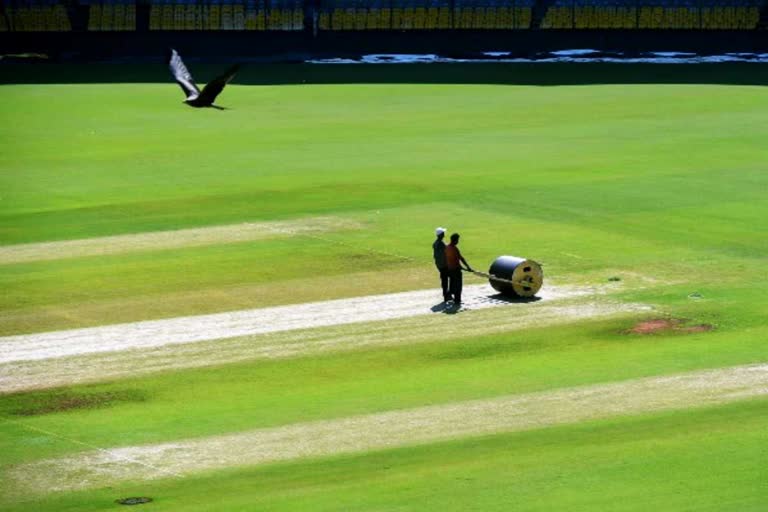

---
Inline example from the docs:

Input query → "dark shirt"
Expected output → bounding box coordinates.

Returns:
[433,239,446,269]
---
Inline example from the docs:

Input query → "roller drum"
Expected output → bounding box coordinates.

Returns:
[488,255,543,297]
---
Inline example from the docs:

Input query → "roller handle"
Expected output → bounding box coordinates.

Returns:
[465,269,517,286]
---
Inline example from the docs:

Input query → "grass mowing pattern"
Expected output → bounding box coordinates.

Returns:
[1,63,767,510]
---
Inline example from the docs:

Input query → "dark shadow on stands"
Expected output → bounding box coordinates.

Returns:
[2,30,768,86]
[3,60,768,86]
[0,30,768,86]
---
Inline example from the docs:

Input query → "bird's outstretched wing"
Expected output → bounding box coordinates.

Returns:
[197,64,240,106]
[167,48,200,100]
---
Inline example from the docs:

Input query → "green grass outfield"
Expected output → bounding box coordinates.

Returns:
[0,63,766,510]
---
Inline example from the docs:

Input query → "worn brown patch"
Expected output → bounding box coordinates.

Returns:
[627,319,714,335]
[10,389,146,416]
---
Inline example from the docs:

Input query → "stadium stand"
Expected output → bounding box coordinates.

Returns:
[0,0,764,31]
[317,0,532,29]
[86,0,135,30]
[540,0,760,28]
[147,0,301,30]
[1,0,71,31]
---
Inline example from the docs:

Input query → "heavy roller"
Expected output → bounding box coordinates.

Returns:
[468,255,543,298]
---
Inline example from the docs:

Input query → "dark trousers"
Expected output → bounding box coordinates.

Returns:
[438,268,450,301]
[447,268,463,303]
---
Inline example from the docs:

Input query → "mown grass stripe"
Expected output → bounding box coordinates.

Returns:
[0,216,362,265]
[7,363,766,495]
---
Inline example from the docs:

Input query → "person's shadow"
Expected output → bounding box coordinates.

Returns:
[430,293,542,315]
[431,301,461,315]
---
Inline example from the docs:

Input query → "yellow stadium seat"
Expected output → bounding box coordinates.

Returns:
[171,3,182,29]
[401,8,414,29]
[29,6,40,31]
[89,4,101,30]
[317,11,329,30]
[365,9,377,29]
[436,7,450,28]
[469,7,480,28]
[413,7,425,29]
[294,8,303,30]
[42,6,53,31]
[391,8,402,28]
[343,8,354,29]
[160,3,172,29]
[45,5,57,30]
[424,7,437,28]
[209,5,221,29]
[592,6,601,28]
[183,4,193,29]
[14,7,26,31]
[256,8,266,30]
[232,4,244,29]
[101,3,113,30]
[221,4,233,29]
[355,9,366,30]
[456,8,468,28]
[659,7,670,28]
[124,3,135,30]
[517,7,531,28]
[574,6,584,28]
[746,7,759,28]
[149,4,160,29]
[266,8,279,29]
[380,8,392,29]
[113,3,124,30]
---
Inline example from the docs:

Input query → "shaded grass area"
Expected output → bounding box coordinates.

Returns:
[3,398,766,511]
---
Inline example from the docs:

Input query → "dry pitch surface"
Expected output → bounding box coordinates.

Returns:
[1,282,635,393]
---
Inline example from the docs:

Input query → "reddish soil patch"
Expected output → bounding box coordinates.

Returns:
[628,319,714,335]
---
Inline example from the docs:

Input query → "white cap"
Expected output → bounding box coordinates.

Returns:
[435,227,446,236]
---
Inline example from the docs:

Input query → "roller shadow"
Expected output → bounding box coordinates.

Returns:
[485,293,543,304]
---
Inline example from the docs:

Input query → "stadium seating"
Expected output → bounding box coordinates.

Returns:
[2,0,71,31]
[147,0,302,30]
[0,0,763,31]
[541,0,760,28]
[317,0,532,29]
[86,0,135,31]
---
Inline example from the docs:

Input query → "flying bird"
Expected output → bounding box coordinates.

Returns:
[167,48,240,108]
